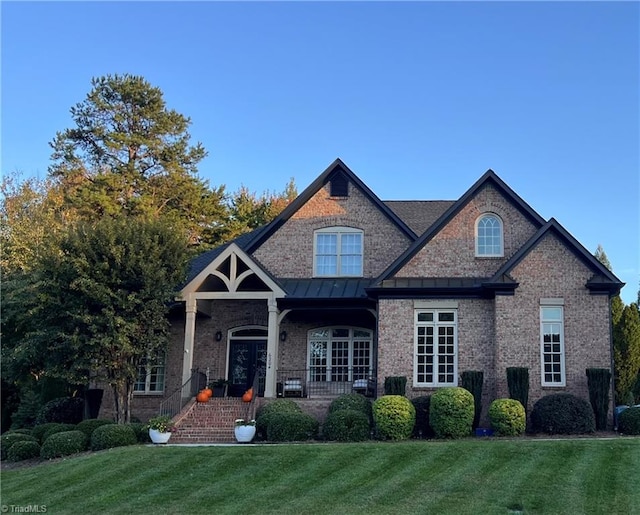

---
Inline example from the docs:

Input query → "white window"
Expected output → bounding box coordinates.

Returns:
[414,310,457,387]
[314,227,363,277]
[134,352,166,394]
[308,327,373,382]
[540,305,565,386]
[476,214,503,257]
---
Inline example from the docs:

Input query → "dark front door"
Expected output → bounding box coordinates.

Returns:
[228,340,267,397]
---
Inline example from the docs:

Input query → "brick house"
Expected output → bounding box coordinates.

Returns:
[118,158,623,431]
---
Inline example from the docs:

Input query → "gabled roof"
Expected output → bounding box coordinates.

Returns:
[374,170,547,284]
[489,218,624,295]
[245,158,418,253]
[384,200,455,236]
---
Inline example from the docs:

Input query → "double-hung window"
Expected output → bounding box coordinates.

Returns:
[134,352,166,394]
[314,227,363,277]
[540,304,565,386]
[414,309,457,387]
[476,214,503,257]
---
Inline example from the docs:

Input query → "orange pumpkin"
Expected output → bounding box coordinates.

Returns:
[242,387,254,403]
[196,391,209,403]
[203,387,213,398]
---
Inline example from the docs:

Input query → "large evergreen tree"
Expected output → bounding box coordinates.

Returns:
[48,74,226,246]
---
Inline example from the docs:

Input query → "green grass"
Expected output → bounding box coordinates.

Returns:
[2,439,639,514]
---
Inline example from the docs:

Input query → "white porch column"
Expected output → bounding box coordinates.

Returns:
[181,295,197,386]
[264,297,279,398]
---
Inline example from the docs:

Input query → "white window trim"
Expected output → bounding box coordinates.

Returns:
[414,308,458,388]
[475,213,504,257]
[313,227,364,277]
[307,326,373,382]
[134,351,166,395]
[540,305,566,387]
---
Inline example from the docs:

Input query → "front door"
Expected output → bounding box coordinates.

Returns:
[228,339,267,397]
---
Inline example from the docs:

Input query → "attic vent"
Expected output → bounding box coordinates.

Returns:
[330,170,349,197]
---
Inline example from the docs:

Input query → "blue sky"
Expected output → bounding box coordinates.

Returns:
[2,1,639,303]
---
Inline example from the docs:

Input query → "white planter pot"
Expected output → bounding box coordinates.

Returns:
[234,425,256,443]
[149,428,172,444]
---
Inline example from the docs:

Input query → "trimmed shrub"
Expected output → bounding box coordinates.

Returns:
[489,399,526,436]
[1,433,38,460]
[40,430,88,459]
[461,371,484,429]
[329,393,373,423]
[507,367,530,412]
[7,440,41,462]
[411,396,434,438]
[7,428,33,436]
[384,376,407,396]
[128,422,151,443]
[372,395,416,440]
[322,409,370,442]
[36,396,84,425]
[32,423,72,444]
[531,394,596,435]
[41,423,77,444]
[9,389,41,429]
[76,419,115,439]
[618,406,640,435]
[586,368,611,430]
[90,424,137,451]
[256,399,302,440]
[266,412,319,442]
[429,387,475,439]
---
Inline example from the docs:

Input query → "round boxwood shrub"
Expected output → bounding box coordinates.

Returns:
[128,422,151,443]
[429,387,475,439]
[41,423,77,444]
[266,411,319,442]
[372,395,416,441]
[32,423,74,444]
[36,396,84,425]
[489,399,526,436]
[76,419,115,439]
[256,399,302,440]
[41,430,88,459]
[411,395,434,438]
[618,406,640,435]
[7,440,41,462]
[323,409,371,442]
[90,424,137,451]
[329,393,373,423]
[531,394,595,435]
[0,433,38,460]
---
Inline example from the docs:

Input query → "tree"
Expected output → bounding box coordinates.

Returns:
[613,303,640,404]
[18,216,190,423]
[594,244,612,271]
[48,74,226,246]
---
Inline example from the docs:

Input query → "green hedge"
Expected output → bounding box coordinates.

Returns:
[429,387,474,439]
[328,393,373,423]
[266,412,319,442]
[90,424,137,451]
[411,396,434,438]
[322,409,370,442]
[618,406,640,435]
[41,423,77,444]
[372,395,415,441]
[40,430,88,459]
[36,397,84,425]
[489,399,526,436]
[256,399,302,440]
[1,433,38,460]
[531,394,595,435]
[7,440,41,462]
[76,419,115,439]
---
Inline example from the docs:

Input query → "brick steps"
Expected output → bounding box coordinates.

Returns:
[170,397,254,444]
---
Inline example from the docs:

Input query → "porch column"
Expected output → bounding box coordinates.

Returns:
[264,297,279,398]
[181,295,197,386]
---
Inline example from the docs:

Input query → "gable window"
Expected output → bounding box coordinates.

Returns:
[476,214,503,257]
[540,304,565,387]
[308,327,373,382]
[414,309,457,387]
[314,227,363,277]
[134,351,166,394]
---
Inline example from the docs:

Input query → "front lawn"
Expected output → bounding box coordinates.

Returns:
[2,438,638,514]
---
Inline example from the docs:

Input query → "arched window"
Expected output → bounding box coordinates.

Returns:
[475,214,503,257]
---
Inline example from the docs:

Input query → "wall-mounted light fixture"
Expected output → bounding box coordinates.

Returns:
[215,331,223,342]
[280,330,287,342]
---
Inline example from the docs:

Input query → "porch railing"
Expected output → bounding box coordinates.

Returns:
[276,368,377,398]
[159,369,204,418]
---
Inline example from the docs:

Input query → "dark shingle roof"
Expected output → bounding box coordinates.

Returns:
[384,201,455,235]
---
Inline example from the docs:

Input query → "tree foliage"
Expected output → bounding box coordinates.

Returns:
[47,74,225,246]
[613,302,640,404]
